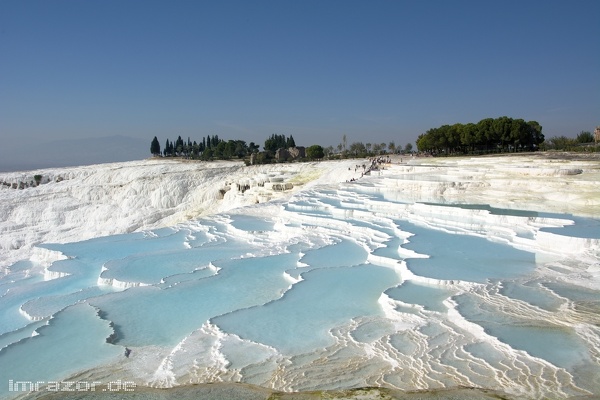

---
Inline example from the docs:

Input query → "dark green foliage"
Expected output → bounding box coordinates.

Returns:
[264,134,290,152]
[201,148,214,160]
[255,151,273,164]
[248,142,260,153]
[416,117,544,154]
[158,134,224,158]
[541,133,599,151]
[175,136,184,155]
[576,131,594,143]
[286,135,296,148]
[150,136,161,156]
[349,142,367,157]
[306,145,324,160]
[543,136,577,150]
[150,133,306,163]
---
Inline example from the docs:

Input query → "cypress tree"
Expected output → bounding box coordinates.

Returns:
[151,136,161,156]
[287,135,296,148]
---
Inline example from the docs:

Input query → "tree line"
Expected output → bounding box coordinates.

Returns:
[150,133,327,163]
[264,134,295,152]
[541,131,598,152]
[151,132,418,163]
[330,134,414,158]
[151,135,261,161]
[416,117,544,154]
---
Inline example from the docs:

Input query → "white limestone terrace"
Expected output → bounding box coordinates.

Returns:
[1,153,599,274]
[1,152,599,400]
[387,153,600,219]
[0,158,362,273]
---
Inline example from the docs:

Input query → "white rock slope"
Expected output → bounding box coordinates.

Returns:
[0,158,362,272]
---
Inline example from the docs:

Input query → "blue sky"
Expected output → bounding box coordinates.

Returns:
[0,0,598,168]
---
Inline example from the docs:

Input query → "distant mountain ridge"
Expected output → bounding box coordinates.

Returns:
[0,135,150,172]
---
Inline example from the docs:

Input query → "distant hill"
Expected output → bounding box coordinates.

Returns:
[0,135,150,172]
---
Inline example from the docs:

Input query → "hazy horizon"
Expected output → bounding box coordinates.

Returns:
[1,0,598,169]
[0,135,150,172]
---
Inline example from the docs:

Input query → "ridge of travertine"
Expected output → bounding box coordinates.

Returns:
[1,153,599,274]
[0,158,362,272]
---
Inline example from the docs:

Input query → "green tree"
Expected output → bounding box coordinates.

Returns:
[477,118,495,150]
[491,116,513,150]
[175,136,184,155]
[404,143,413,153]
[248,142,260,153]
[222,140,236,158]
[286,135,296,148]
[201,148,214,160]
[151,136,161,156]
[416,133,432,152]
[233,140,248,158]
[527,121,544,149]
[446,124,462,152]
[264,134,288,152]
[547,136,576,150]
[576,131,594,143]
[432,126,449,152]
[349,142,367,156]
[388,141,396,154]
[460,123,477,152]
[214,141,228,158]
[306,145,324,160]
[256,151,272,164]
[325,145,335,158]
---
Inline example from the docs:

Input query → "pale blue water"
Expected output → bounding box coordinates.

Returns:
[0,303,122,389]
[398,221,536,283]
[229,215,275,232]
[456,291,592,370]
[1,180,599,398]
[499,281,564,312]
[385,282,455,313]
[214,263,400,354]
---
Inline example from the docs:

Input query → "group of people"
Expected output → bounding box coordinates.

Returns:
[346,156,393,182]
